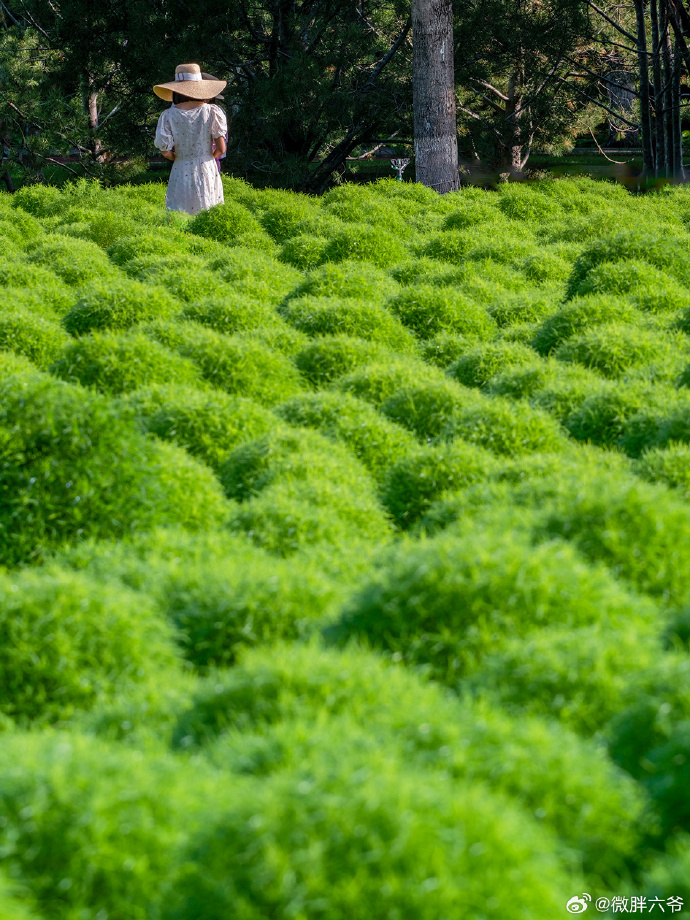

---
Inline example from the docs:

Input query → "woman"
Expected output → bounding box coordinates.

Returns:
[153,63,227,215]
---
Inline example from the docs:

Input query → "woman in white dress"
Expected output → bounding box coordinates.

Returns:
[153,63,228,215]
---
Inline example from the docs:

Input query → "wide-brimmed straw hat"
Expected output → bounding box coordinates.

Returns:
[154,63,226,102]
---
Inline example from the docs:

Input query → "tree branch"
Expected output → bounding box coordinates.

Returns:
[584,0,639,44]
[469,77,509,102]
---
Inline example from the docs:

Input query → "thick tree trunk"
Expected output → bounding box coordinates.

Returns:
[501,71,532,177]
[650,0,666,174]
[633,0,656,177]
[411,0,460,193]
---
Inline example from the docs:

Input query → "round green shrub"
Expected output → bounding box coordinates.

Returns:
[0,210,44,246]
[554,323,672,379]
[26,236,118,286]
[50,331,202,395]
[570,258,675,299]
[447,341,537,389]
[141,320,304,405]
[529,365,605,421]
[180,296,283,335]
[208,248,301,303]
[164,750,572,920]
[128,258,226,302]
[540,475,690,603]
[442,397,567,455]
[0,309,69,369]
[286,261,399,305]
[329,528,650,684]
[124,384,278,470]
[443,197,507,230]
[12,183,63,216]
[188,201,263,243]
[488,292,557,327]
[421,333,476,368]
[464,622,663,734]
[0,374,228,564]
[278,234,329,270]
[62,279,180,335]
[61,210,139,249]
[380,378,482,440]
[485,362,557,399]
[332,359,442,407]
[294,336,391,386]
[107,229,188,265]
[531,295,641,355]
[496,184,562,222]
[635,443,690,499]
[323,223,407,266]
[643,835,690,909]
[237,325,310,357]
[275,391,417,481]
[381,441,499,526]
[259,197,319,241]
[564,383,677,448]
[0,567,179,723]
[520,250,572,284]
[387,285,497,340]
[278,296,417,352]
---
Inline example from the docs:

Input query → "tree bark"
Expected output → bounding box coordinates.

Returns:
[650,0,666,174]
[411,0,460,193]
[661,2,675,176]
[633,0,655,177]
[1,170,15,193]
[672,36,685,178]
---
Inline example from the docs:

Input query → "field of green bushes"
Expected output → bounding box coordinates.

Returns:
[3,174,690,917]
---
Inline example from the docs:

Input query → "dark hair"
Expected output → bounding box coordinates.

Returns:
[172,91,199,105]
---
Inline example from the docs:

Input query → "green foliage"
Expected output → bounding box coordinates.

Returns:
[324,223,407,266]
[141,320,304,405]
[50,330,202,395]
[447,341,538,388]
[571,258,676,299]
[380,378,482,440]
[276,391,417,480]
[279,233,329,269]
[329,527,651,684]
[565,383,677,448]
[0,309,69,368]
[488,291,557,327]
[294,336,391,386]
[287,261,399,304]
[189,201,264,243]
[0,374,228,565]
[555,323,675,379]
[62,279,179,335]
[635,444,690,499]
[0,567,178,723]
[381,441,499,526]
[332,359,442,406]
[387,285,497,340]
[124,385,277,470]
[180,296,284,335]
[531,295,641,355]
[26,236,118,286]
[442,397,567,455]
[278,296,417,352]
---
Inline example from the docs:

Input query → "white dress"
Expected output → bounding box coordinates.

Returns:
[154,103,227,215]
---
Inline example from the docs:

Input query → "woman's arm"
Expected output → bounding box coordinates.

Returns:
[161,150,176,161]
[212,136,226,159]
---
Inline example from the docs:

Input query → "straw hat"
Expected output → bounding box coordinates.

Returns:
[154,63,226,102]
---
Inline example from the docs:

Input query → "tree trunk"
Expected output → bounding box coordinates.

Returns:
[650,0,666,174]
[672,36,685,178]
[411,0,460,193]
[1,171,15,193]
[633,0,655,177]
[501,70,532,177]
[662,3,675,176]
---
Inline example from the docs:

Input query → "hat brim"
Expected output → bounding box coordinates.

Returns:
[154,79,227,102]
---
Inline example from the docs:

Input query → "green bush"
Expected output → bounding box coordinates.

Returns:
[286,261,399,304]
[635,443,690,498]
[124,384,278,470]
[50,330,202,395]
[164,750,572,920]
[278,234,330,270]
[26,236,118,286]
[12,183,63,216]
[420,333,476,368]
[564,383,677,448]
[441,397,567,455]
[323,223,407,266]
[488,291,557,327]
[62,279,180,335]
[496,183,562,222]
[276,391,417,480]
[555,323,674,379]
[108,229,188,265]
[531,295,641,355]
[0,374,228,565]
[188,200,264,243]
[570,258,679,299]
[207,248,301,303]
[387,285,497,340]
[127,257,227,302]
[485,361,557,399]
[380,441,499,526]
[329,527,651,684]
[529,365,605,421]
[447,341,538,389]
[380,378,482,440]
[421,228,485,262]
[332,358,442,406]
[141,320,304,405]
[259,196,319,241]
[540,475,690,603]
[180,296,283,335]
[294,336,391,386]
[0,309,69,368]
[278,296,417,352]
[0,567,178,723]
[0,210,44,246]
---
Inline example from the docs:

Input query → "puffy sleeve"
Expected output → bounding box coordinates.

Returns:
[210,105,228,139]
[154,109,174,151]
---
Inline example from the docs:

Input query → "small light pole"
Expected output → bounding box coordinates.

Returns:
[390,157,410,181]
